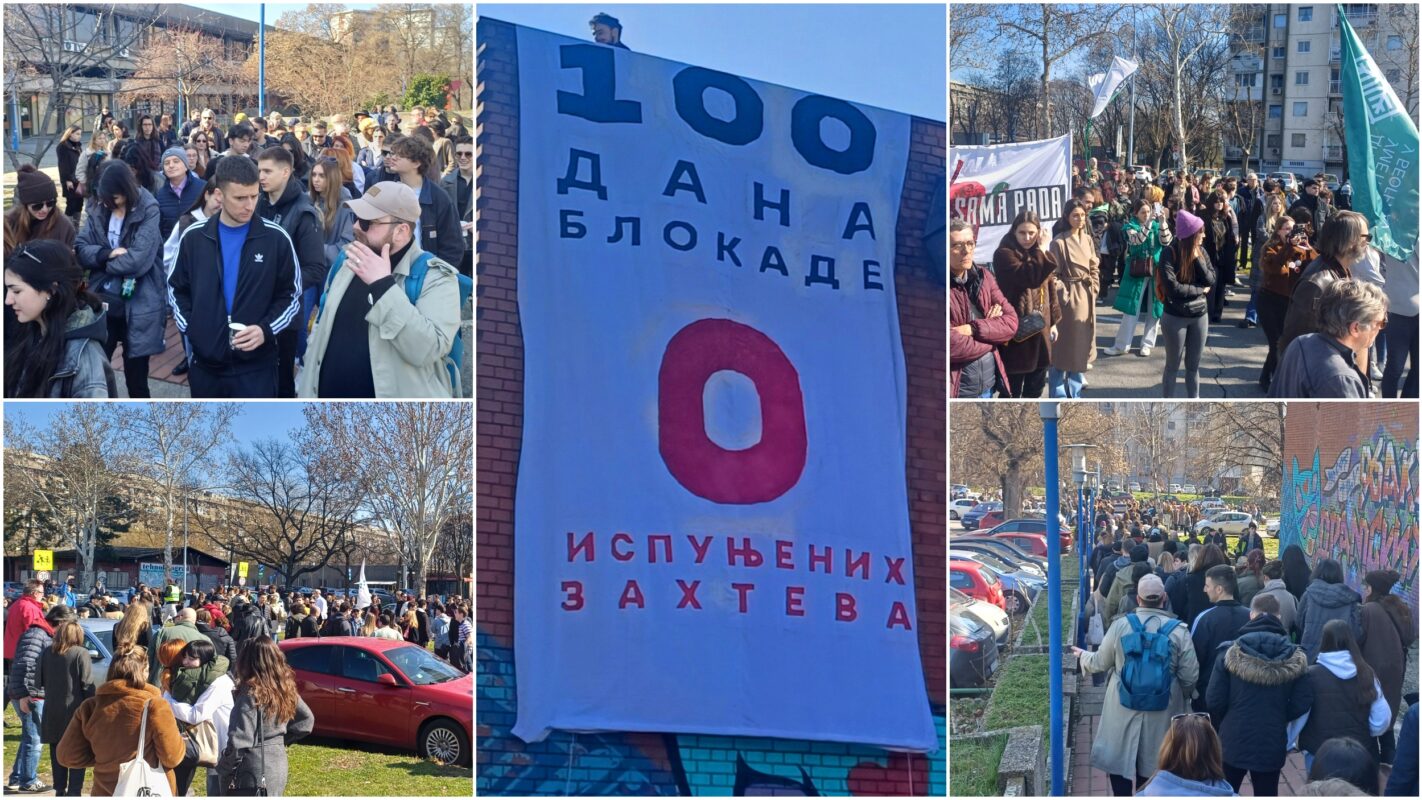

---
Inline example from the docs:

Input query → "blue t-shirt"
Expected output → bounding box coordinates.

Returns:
[217,217,251,315]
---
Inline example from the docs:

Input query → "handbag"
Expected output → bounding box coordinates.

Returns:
[1087,608,1105,647]
[182,719,220,768]
[224,706,269,796]
[1011,282,1049,343]
[1129,251,1153,278]
[113,699,173,797]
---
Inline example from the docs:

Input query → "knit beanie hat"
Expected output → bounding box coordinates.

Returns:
[161,146,191,171]
[15,165,56,206]
[1174,210,1204,240]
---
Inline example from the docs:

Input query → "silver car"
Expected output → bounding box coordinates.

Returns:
[78,618,118,688]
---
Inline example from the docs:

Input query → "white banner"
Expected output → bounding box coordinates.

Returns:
[1089,56,1138,119]
[949,135,1072,261]
[512,24,935,751]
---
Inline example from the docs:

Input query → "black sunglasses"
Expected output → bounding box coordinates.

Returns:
[27,200,57,212]
[356,218,401,232]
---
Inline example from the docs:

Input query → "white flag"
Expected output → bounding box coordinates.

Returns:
[1088,56,1139,119]
[356,559,371,611]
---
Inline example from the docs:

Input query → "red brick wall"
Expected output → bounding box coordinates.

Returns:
[476,17,945,795]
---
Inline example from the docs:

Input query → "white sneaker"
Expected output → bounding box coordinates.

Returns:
[1102,346,1126,356]
[1139,346,1153,357]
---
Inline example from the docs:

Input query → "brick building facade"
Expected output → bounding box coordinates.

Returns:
[1280,402,1418,612]
[476,17,946,796]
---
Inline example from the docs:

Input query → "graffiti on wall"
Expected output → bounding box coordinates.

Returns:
[1281,425,1418,610]
[478,630,947,796]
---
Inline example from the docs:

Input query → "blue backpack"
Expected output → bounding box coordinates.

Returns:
[1117,615,1181,711]
[317,252,473,395]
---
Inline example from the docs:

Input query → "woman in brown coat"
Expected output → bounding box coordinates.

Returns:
[1255,215,1316,392]
[56,644,185,796]
[993,209,1062,398]
[1048,199,1101,397]
[1360,569,1416,765]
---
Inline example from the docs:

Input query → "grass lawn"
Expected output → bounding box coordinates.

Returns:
[982,654,1051,731]
[1018,555,1079,649]
[3,705,470,796]
[948,733,1007,797]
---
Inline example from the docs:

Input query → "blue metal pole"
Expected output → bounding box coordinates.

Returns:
[1080,488,1092,613]
[1041,402,1065,796]
[258,4,266,117]
[10,90,21,152]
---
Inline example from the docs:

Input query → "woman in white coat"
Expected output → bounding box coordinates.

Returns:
[162,639,235,797]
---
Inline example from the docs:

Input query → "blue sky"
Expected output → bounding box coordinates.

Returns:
[4,402,311,451]
[480,4,946,120]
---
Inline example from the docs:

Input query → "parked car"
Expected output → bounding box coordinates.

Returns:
[961,501,1003,531]
[1181,484,1198,494]
[1265,517,1280,537]
[949,559,1006,610]
[984,518,1071,551]
[951,484,972,499]
[3,582,25,602]
[950,498,979,520]
[1131,164,1154,181]
[1321,173,1340,192]
[955,534,1047,569]
[1268,172,1298,192]
[951,587,1010,647]
[1128,481,1141,492]
[279,637,472,766]
[1168,483,1181,493]
[952,539,1046,577]
[1196,511,1257,536]
[78,618,120,690]
[951,552,1044,615]
[950,612,1000,688]
[990,531,1050,558]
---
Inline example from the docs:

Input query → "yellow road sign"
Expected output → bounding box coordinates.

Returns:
[33,550,53,571]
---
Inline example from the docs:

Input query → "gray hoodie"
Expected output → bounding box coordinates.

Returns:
[1255,578,1298,635]
[1297,579,1363,660]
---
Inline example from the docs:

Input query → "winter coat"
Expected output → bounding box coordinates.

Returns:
[284,613,319,640]
[134,136,164,173]
[1136,770,1236,796]
[1298,650,1392,757]
[410,176,466,266]
[36,644,95,743]
[258,178,329,290]
[317,188,357,268]
[169,654,230,706]
[1258,236,1315,298]
[1182,571,1213,628]
[148,620,213,685]
[298,241,462,399]
[1104,562,1143,627]
[1048,229,1100,373]
[214,687,315,796]
[1269,332,1371,399]
[1114,218,1170,319]
[195,621,238,665]
[992,235,1061,377]
[1255,579,1299,636]
[1202,213,1238,281]
[1165,568,1190,623]
[1191,599,1252,703]
[14,305,114,398]
[6,623,53,701]
[56,681,186,796]
[153,173,205,241]
[1078,607,1199,780]
[1361,598,1416,719]
[1385,702,1418,796]
[1297,579,1363,661]
[950,265,1017,397]
[74,184,168,358]
[165,673,235,754]
[1204,614,1312,772]
[1235,571,1263,609]
[440,169,472,253]
[1158,243,1216,319]
[1277,256,1350,364]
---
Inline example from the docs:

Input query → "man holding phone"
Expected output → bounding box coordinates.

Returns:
[167,155,302,397]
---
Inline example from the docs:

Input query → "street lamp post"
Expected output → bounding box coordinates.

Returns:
[1040,403,1065,796]
[1065,444,1099,624]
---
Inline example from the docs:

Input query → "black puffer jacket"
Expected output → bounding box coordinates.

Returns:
[1205,614,1313,771]
[1157,243,1217,319]
[1191,599,1251,705]
[195,620,238,664]
[5,623,53,701]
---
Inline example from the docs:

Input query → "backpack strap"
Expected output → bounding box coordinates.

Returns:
[1158,618,1180,637]
[314,252,347,324]
[1125,613,1145,635]
[402,252,437,306]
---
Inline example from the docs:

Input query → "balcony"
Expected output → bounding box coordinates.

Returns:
[1232,56,1264,73]
[1225,146,1246,159]
[1330,80,1341,95]
[1334,6,1378,28]
[1323,145,1344,160]
[1330,48,1341,64]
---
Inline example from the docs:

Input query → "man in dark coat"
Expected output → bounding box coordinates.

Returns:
[949,219,1018,397]
[1206,594,1313,795]
[194,609,238,664]
[1191,564,1252,710]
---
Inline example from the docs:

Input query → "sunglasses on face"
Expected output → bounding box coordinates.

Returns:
[1362,232,1373,241]
[356,218,400,232]
[455,151,473,159]
[1171,712,1210,722]
[27,200,56,212]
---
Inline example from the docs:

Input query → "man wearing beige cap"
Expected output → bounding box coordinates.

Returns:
[298,180,462,398]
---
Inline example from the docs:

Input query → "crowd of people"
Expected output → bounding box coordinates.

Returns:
[2,577,473,795]
[5,103,473,399]
[1070,511,1416,797]
[950,165,1417,399]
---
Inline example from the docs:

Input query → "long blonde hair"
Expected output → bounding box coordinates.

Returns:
[113,600,150,650]
[1262,193,1288,237]
[308,158,343,233]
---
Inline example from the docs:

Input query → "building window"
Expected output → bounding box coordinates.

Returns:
[1299,6,1314,21]
[1272,45,1286,58]
[1274,13,1287,27]
[1388,35,1403,50]
[1271,74,1285,89]
[1292,133,1307,147]
[1236,73,1258,88]
[1296,71,1310,85]
[1298,39,1312,53]
[1269,104,1283,119]
[1267,134,1282,148]
[1293,101,1309,116]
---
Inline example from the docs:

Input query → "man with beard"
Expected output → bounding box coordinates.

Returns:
[297,181,461,398]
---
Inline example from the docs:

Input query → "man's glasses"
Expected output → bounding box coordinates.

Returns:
[356,218,401,232]
[27,200,56,212]
[381,150,392,157]
[1361,232,1373,241]
[950,242,975,252]
[455,151,473,159]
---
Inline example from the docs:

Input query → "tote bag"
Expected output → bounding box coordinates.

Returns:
[113,699,172,797]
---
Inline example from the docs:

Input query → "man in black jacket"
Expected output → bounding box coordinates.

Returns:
[256,145,326,397]
[168,155,301,397]
[383,133,466,266]
[1191,563,1252,711]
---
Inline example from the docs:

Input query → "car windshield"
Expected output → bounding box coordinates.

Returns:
[89,628,112,654]
[383,645,464,685]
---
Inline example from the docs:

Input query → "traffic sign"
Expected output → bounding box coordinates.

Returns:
[238,562,249,578]
[33,550,53,571]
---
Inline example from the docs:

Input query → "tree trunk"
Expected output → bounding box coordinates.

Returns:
[1041,24,1052,138]
[1002,461,1025,519]
[1173,55,1187,172]
[163,485,176,580]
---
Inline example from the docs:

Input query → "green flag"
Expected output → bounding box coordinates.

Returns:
[1338,4,1419,260]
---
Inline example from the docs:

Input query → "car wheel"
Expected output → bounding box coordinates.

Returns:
[1006,591,1028,615]
[419,718,470,767]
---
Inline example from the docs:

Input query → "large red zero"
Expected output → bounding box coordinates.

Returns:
[658,319,807,504]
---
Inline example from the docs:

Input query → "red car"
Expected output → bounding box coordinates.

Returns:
[950,560,1006,610]
[278,636,472,766]
[990,531,1050,558]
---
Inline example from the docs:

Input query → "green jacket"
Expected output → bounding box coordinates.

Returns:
[147,620,213,684]
[1113,218,1170,319]
[169,654,229,705]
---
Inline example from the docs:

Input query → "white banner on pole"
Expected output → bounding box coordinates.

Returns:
[1088,56,1139,119]
[949,135,1073,260]
[511,23,935,751]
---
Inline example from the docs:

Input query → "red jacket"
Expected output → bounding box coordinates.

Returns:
[950,266,1017,397]
[4,595,52,660]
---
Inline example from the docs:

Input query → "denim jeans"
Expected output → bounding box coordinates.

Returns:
[7,699,43,786]
[1048,367,1085,398]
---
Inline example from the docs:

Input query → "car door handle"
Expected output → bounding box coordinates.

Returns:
[337,687,356,693]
